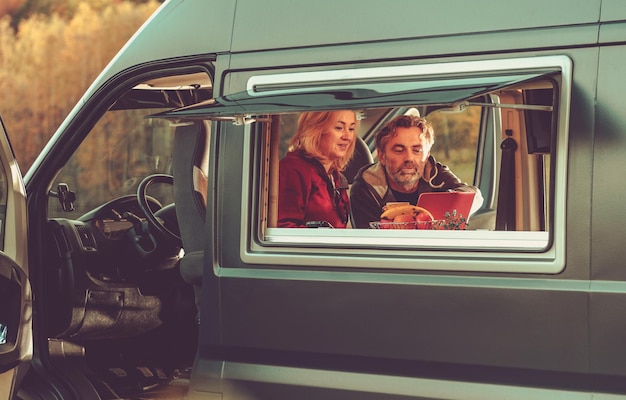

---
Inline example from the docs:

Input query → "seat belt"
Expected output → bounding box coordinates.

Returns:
[496,132,517,231]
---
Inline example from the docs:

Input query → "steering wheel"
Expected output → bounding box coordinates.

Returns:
[137,174,181,245]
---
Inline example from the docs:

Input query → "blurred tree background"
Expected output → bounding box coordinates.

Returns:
[0,0,162,173]
[427,107,480,183]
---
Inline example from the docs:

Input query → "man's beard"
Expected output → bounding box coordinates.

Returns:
[387,164,421,192]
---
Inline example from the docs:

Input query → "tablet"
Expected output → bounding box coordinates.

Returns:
[416,191,476,221]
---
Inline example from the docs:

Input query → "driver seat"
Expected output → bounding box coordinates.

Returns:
[172,121,209,319]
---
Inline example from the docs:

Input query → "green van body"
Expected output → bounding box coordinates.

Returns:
[3,0,626,399]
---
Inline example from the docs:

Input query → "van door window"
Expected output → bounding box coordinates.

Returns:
[48,72,212,219]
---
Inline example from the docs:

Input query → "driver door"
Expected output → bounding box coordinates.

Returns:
[0,116,32,400]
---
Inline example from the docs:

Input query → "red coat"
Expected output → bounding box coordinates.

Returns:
[278,151,350,228]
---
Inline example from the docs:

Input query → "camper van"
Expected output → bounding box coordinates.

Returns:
[2,0,626,399]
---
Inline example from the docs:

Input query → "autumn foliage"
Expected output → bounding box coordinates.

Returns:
[0,0,25,18]
[0,1,161,172]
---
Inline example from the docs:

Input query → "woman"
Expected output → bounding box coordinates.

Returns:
[278,110,357,228]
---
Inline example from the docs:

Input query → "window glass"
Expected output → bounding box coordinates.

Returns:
[271,105,486,231]
[47,70,212,219]
[426,106,481,186]
[48,108,175,219]
[255,70,564,266]
[275,106,480,194]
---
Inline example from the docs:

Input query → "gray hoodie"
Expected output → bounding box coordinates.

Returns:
[349,156,482,228]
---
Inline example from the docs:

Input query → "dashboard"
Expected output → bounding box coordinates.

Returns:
[43,194,181,340]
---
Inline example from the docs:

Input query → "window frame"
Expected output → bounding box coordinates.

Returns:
[234,56,571,274]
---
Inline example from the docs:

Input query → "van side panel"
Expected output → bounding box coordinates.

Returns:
[589,43,626,377]
[218,277,589,372]
[565,47,598,282]
[600,0,626,21]
[190,2,626,398]
[226,30,600,85]
[230,0,600,53]
[590,44,626,282]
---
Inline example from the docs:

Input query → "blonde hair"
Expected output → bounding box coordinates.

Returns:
[288,110,357,171]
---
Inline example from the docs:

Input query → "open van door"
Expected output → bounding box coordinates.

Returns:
[0,116,32,400]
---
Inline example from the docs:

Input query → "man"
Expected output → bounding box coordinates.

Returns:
[350,114,483,228]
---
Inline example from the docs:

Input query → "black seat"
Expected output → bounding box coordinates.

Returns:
[172,121,209,318]
[344,137,374,183]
